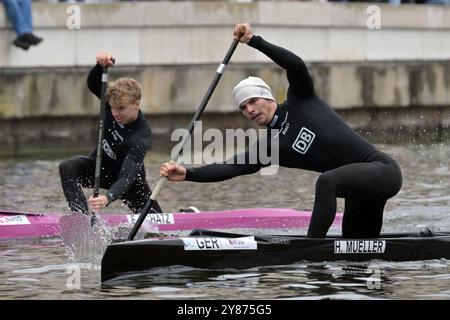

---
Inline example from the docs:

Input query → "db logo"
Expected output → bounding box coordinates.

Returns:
[292,127,315,154]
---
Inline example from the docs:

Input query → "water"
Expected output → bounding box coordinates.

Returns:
[0,143,450,300]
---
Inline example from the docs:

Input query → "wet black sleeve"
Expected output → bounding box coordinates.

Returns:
[248,35,314,97]
[107,136,149,201]
[86,64,103,99]
[185,151,262,183]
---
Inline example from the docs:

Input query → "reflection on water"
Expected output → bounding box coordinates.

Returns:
[3,247,448,300]
[100,259,450,300]
[0,143,449,299]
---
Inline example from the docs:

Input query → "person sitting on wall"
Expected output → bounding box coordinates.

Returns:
[1,0,43,50]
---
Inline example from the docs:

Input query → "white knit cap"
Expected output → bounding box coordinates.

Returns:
[233,76,275,109]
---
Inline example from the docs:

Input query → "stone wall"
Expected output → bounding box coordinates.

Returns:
[1,2,449,156]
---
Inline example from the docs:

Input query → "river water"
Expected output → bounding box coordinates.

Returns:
[1,142,449,300]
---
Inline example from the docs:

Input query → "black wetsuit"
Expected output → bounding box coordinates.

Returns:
[59,64,162,215]
[186,36,402,238]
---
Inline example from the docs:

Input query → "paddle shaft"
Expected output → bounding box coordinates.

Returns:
[92,58,114,222]
[93,66,109,198]
[127,37,241,241]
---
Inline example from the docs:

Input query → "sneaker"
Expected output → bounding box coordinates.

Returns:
[12,35,30,50]
[24,33,43,46]
[179,206,200,213]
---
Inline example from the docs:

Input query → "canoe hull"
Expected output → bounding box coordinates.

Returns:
[0,208,342,242]
[101,229,450,282]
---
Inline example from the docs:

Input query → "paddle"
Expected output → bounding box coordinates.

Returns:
[126,31,244,241]
[91,57,115,225]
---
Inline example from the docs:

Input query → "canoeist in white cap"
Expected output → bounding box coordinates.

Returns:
[160,23,402,238]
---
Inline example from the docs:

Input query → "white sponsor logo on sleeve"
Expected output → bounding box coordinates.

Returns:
[292,127,315,155]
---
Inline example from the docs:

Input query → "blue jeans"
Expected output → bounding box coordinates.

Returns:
[0,0,32,36]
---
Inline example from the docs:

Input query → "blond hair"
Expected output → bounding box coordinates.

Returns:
[106,77,142,106]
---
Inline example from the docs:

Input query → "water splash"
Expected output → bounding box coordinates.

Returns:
[58,212,109,264]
